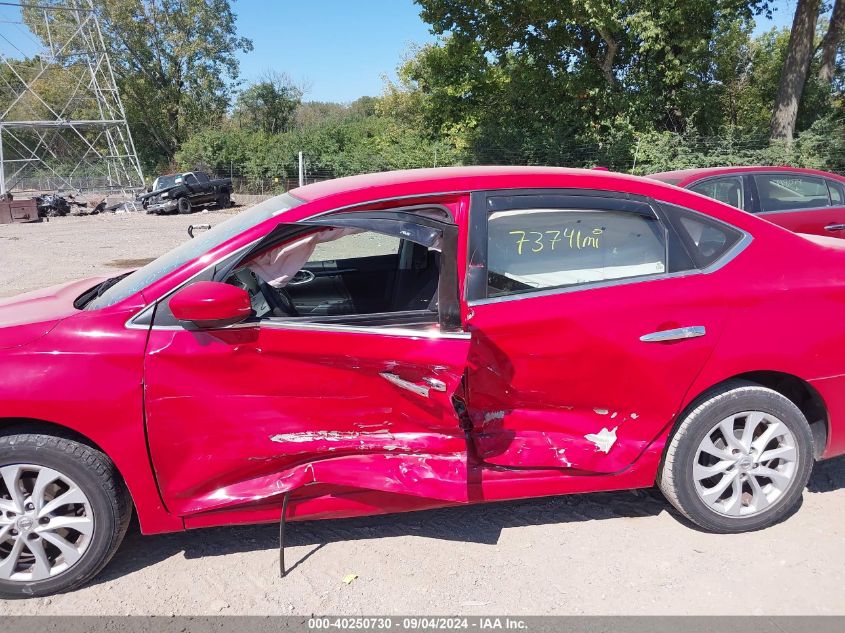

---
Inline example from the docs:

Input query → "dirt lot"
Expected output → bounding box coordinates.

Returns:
[2,208,845,616]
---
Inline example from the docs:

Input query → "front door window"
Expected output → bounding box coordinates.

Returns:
[226,228,440,323]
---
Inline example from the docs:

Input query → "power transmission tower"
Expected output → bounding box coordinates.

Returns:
[0,0,144,195]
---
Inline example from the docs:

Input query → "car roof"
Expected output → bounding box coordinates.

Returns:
[648,165,845,186]
[289,166,663,203]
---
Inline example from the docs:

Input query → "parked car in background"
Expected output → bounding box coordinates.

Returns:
[3,166,845,596]
[139,171,232,215]
[649,166,845,237]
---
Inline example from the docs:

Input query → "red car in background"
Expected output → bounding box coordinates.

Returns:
[2,166,845,596]
[649,166,845,237]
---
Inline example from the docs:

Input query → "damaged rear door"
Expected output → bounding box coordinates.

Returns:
[141,208,472,517]
[463,190,742,474]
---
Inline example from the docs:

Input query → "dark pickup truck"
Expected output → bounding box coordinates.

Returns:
[139,171,232,215]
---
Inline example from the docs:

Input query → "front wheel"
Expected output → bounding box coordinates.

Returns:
[177,196,192,214]
[0,433,131,597]
[659,381,814,533]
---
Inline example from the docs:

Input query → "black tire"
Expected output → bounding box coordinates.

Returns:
[216,192,231,208]
[658,380,814,533]
[176,196,192,214]
[0,432,131,598]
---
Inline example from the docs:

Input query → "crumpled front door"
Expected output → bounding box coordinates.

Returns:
[144,323,471,516]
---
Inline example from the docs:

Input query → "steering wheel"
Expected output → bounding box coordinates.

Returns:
[259,281,300,317]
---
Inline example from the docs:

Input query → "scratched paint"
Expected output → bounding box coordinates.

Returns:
[482,410,506,424]
[556,448,572,467]
[270,430,370,443]
[584,427,618,454]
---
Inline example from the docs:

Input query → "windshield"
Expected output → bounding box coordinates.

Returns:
[153,174,181,190]
[86,192,304,310]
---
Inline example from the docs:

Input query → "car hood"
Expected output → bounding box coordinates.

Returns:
[0,275,109,350]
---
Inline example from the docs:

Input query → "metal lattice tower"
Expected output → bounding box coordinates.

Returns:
[0,0,143,195]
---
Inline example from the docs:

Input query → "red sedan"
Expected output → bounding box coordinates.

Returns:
[649,166,845,237]
[1,166,844,596]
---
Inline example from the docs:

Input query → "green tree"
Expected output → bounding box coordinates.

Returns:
[770,0,821,139]
[234,72,303,134]
[819,0,845,85]
[416,0,772,134]
[93,0,252,168]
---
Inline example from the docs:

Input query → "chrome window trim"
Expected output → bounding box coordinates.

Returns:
[231,320,469,339]
[756,207,837,216]
[130,318,470,340]
[467,214,752,307]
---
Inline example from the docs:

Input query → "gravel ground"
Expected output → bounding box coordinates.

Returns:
[1,208,845,615]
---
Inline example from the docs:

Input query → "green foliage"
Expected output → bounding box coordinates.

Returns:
[92,0,253,169]
[415,0,774,134]
[175,104,463,182]
[166,0,845,182]
[630,114,845,174]
[234,72,303,134]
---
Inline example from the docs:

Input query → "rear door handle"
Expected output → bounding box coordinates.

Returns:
[825,224,845,232]
[422,376,447,392]
[640,326,706,343]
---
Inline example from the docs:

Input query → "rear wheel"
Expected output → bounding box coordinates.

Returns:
[0,433,131,597]
[659,381,813,533]
[216,192,231,208]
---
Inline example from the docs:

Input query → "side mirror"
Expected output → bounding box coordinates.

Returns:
[169,281,252,329]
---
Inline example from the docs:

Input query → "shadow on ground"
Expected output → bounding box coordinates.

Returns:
[93,455,845,586]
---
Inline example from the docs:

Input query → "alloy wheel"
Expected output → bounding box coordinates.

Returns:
[0,464,94,582]
[693,411,798,517]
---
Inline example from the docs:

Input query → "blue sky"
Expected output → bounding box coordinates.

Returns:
[233,0,436,103]
[0,0,805,105]
[234,0,801,104]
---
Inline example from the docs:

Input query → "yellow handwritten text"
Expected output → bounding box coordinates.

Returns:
[509,227,603,254]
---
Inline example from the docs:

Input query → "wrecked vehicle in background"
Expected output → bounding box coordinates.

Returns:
[35,193,105,218]
[138,171,232,215]
[2,166,844,596]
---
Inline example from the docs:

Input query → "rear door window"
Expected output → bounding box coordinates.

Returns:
[689,176,745,209]
[661,204,744,269]
[754,174,831,212]
[484,203,666,298]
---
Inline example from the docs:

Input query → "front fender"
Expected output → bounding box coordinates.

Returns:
[0,307,183,534]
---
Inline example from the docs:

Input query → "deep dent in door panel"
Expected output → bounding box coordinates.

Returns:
[143,325,471,516]
[464,274,727,473]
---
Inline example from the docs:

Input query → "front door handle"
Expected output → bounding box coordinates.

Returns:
[380,372,431,397]
[640,326,706,343]
[825,223,845,232]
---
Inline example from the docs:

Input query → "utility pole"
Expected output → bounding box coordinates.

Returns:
[0,0,144,195]
[298,152,304,187]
